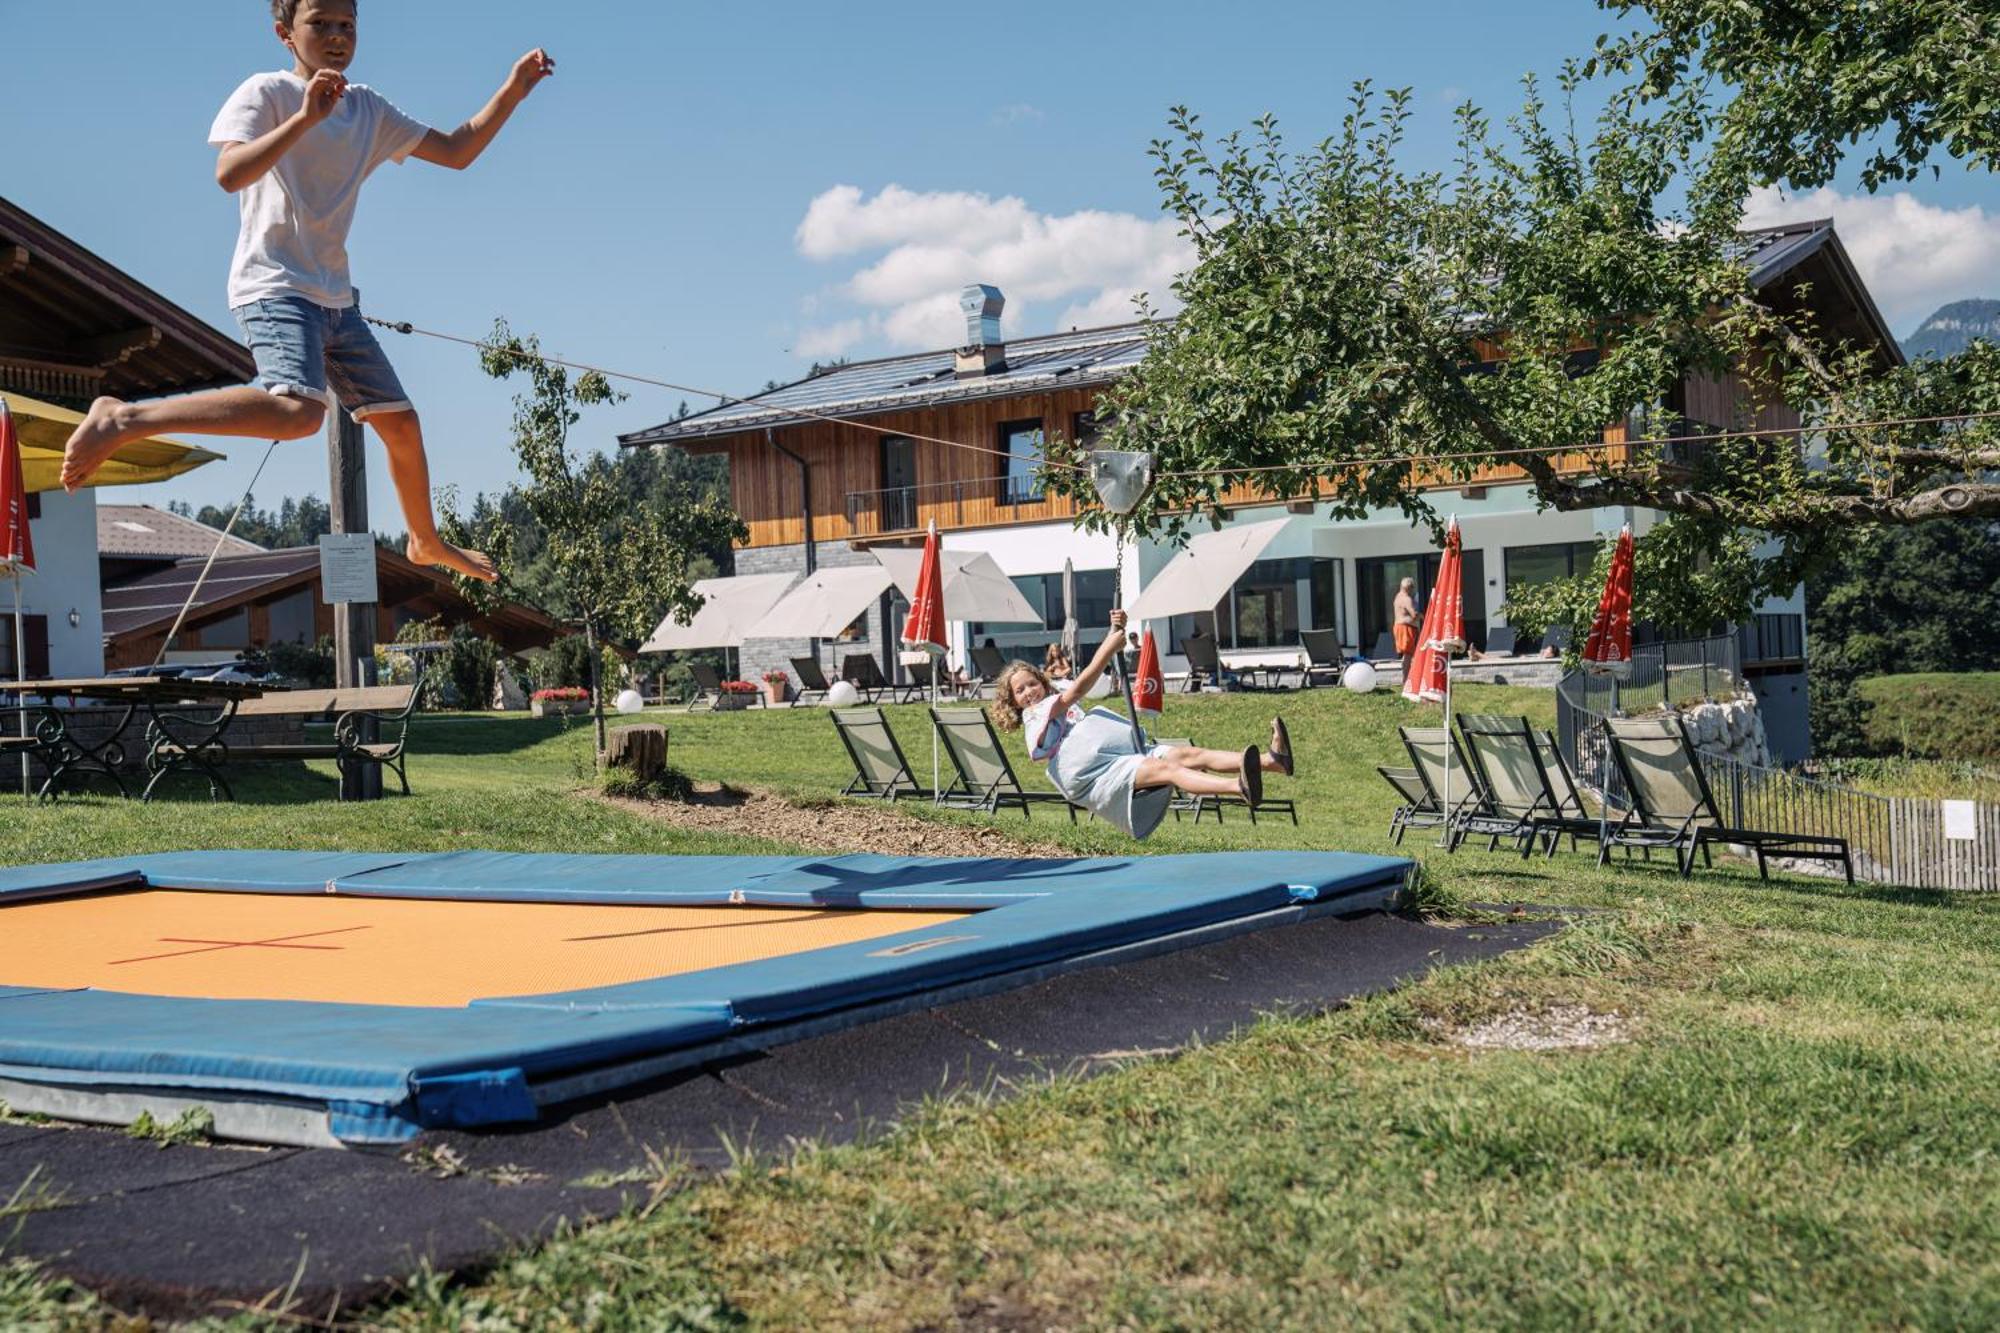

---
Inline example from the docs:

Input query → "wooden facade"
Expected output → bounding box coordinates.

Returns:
[686,385,1632,551]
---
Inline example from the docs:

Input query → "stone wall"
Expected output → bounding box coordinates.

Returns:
[735,540,890,696]
[1677,694,1770,768]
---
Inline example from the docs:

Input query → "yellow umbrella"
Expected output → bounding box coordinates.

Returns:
[1,391,224,492]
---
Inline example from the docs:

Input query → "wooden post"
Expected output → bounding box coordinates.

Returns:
[329,407,382,801]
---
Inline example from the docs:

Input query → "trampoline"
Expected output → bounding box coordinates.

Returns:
[0,848,1411,1147]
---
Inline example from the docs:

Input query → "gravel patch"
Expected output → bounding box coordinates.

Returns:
[1435,1004,1631,1052]
[602,784,1070,858]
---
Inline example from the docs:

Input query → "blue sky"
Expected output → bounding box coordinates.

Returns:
[5,1,1997,522]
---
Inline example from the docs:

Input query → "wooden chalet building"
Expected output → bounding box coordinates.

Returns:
[622,223,1901,760]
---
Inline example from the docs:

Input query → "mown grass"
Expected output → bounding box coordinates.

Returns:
[3,686,1999,1330]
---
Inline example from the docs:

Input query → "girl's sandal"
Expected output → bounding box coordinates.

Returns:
[1238,745,1264,808]
[1269,717,1294,777]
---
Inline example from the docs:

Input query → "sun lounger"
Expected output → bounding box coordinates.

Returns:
[969,645,1009,697]
[685,661,724,712]
[829,706,930,800]
[1370,631,1398,661]
[1377,765,1440,845]
[1299,628,1345,688]
[1398,725,1483,845]
[790,656,832,707]
[930,707,1079,819]
[1599,714,1853,881]
[1453,713,1603,856]
[841,652,893,703]
[1483,626,1518,656]
[1181,634,1223,692]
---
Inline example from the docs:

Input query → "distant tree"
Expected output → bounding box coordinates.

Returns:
[1069,83,2000,636]
[166,493,333,549]
[460,320,744,753]
[1594,0,2000,191]
[1804,521,2000,754]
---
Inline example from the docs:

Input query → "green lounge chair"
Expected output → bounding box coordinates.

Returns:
[1599,714,1853,882]
[1453,713,1603,857]
[929,706,1079,819]
[829,707,930,800]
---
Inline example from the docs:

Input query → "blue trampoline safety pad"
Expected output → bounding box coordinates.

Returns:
[0,849,1409,1145]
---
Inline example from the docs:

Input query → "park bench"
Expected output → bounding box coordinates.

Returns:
[149,681,424,800]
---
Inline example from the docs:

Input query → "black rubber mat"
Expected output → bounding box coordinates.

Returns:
[3,910,1555,1318]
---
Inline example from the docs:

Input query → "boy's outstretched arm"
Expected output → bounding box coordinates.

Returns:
[411,48,555,171]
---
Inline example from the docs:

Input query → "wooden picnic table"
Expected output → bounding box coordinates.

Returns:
[0,676,264,802]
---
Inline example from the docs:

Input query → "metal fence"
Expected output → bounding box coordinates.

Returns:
[1554,638,1999,891]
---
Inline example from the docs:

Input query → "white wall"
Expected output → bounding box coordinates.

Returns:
[13,489,104,679]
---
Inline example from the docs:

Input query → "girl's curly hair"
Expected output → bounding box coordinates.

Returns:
[987,661,1049,733]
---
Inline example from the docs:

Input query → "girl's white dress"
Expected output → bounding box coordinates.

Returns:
[1024,696,1173,840]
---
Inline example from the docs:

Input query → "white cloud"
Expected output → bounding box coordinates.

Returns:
[791,184,1193,357]
[1743,185,2000,333]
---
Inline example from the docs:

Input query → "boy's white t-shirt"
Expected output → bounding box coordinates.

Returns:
[209,71,430,310]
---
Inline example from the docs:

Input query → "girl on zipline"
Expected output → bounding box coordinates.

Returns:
[990,610,1295,839]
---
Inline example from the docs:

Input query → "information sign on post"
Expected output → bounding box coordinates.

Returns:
[1942,800,1978,842]
[317,533,379,605]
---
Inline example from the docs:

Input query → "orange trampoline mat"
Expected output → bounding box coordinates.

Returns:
[0,890,973,1008]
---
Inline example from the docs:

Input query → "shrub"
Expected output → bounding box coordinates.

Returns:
[600,764,695,802]
[260,637,335,689]
[1856,673,2000,762]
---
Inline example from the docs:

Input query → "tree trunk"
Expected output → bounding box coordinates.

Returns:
[585,619,607,759]
[603,723,667,777]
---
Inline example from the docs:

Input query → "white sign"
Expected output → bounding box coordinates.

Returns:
[317,533,379,605]
[1942,800,1978,842]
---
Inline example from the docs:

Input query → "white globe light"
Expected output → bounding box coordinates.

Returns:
[826,680,860,707]
[1342,661,1379,694]
[614,688,645,715]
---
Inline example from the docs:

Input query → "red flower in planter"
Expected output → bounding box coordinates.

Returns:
[531,687,590,702]
[719,680,760,695]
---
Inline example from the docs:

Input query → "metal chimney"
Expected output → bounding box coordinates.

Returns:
[955,284,1006,378]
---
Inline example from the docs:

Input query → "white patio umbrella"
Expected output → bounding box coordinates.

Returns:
[872,549,1040,625]
[639,571,799,679]
[743,564,898,640]
[1125,517,1295,621]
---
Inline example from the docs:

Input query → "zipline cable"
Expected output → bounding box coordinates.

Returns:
[365,311,2000,493]
[363,314,1084,472]
[152,438,280,670]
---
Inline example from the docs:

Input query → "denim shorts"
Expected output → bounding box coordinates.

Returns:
[232,293,412,420]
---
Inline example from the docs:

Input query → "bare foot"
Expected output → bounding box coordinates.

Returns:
[60,397,131,492]
[407,536,498,582]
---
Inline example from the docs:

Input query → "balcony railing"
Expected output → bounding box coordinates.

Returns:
[843,476,1078,539]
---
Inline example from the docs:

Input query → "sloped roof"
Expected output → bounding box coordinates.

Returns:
[96,504,264,560]
[101,545,564,651]
[622,222,1900,452]
[619,323,1147,447]
[0,196,254,405]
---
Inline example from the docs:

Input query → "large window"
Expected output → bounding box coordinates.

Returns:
[1165,557,1343,653]
[999,419,1044,505]
[967,569,1115,661]
[1504,541,1599,591]
[1356,550,1488,654]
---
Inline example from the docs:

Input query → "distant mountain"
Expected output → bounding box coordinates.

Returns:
[1902,299,2000,360]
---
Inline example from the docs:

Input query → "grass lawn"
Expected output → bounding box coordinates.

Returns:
[4,686,1999,1329]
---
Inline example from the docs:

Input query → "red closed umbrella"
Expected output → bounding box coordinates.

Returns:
[1133,629,1165,720]
[899,520,947,657]
[1402,517,1465,704]
[902,520,948,793]
[1,399,37,794]
[1582,524,1635,678]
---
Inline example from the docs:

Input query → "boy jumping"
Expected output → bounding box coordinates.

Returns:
[60,0,554,583]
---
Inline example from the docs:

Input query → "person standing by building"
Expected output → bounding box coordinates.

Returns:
[1393,577,1420,682]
